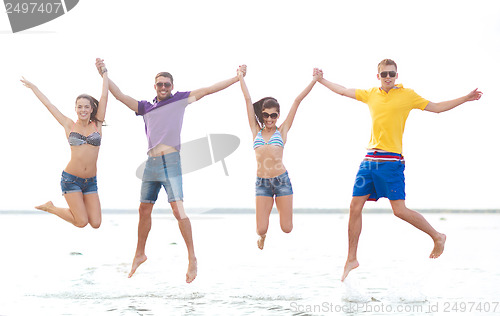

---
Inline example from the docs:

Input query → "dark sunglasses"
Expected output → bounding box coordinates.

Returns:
[156,82,172,88]
[262,112,278,119]
[380,71,397,78]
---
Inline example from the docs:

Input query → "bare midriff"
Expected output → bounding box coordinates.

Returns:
[148,144,178,157]
[255,145,286,178]
[64,146,99,178]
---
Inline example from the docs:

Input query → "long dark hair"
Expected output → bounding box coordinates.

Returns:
[76,94,103,124]
[253,97,280,128]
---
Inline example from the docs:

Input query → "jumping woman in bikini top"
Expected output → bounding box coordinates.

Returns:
[21,58,109,229]
[238,65,321,250]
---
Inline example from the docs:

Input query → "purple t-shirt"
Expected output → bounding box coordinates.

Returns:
[136,91,191,152]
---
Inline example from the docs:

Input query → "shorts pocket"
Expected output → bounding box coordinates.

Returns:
[61,176,76,185]
[277,177,290,187]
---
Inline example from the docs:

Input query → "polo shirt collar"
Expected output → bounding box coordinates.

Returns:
[379,83,403,94]
[153,93,174,105]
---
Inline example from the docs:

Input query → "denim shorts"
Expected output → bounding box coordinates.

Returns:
[352,153,405,201]
[140,152,183,204]
[60,171,98,195]
[256,171,293,197]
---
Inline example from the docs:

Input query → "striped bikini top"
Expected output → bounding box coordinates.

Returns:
[68,122,101,147]
[253,127,284,149]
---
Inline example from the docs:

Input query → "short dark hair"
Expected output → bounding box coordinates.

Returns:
[155,72,174,84]
[378,59,397,73]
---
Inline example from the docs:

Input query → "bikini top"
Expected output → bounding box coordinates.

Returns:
[253,127,284,149]
[68,122,101,147]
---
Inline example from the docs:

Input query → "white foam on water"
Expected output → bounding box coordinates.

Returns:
[341,276,373,303]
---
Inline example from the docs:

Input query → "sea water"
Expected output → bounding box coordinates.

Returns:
[0,211,499,316]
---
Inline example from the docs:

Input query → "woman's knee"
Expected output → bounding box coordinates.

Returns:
[257,225,268,237]
[281,222,293,234]
[74,217,88,228]
[89,219,101,229]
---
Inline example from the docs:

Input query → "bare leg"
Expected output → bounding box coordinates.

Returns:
[35,192,89,228]
[275,194,293,233]
[256,196,274,250]
[342,194,370,282]
[129,202,153,278]
[390,200,446,258]
[83,193,102,229]
[171,200,197,283]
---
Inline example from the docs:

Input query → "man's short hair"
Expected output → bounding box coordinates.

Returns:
[155,72,174,84]
[378,59,398,73]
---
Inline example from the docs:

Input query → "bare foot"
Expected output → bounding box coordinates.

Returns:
[257,234,266,250]
[341,259,359,282]
[430,233,446,259]
[128,254,147,278]
[35,201,55,212]
[186,258,197,283]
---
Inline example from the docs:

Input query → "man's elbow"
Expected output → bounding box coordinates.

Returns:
[427,106,446,114]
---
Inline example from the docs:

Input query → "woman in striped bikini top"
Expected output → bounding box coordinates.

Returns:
[237,65,321,250]
[238,65,321,177]
[253,126,284,149]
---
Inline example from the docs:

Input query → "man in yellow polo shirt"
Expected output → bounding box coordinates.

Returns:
[317,59,483,282]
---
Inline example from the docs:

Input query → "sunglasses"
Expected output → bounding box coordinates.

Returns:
[379,71,397,78]
[262,112,278,119]
[156,82,172,88]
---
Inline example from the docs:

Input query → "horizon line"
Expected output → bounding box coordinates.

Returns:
[1,208,499,215]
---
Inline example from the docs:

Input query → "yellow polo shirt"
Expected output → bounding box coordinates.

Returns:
[355,84,429,154]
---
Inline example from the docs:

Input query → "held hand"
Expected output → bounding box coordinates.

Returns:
[95,58,107,76]
[237,64,247,79]
[313,68,323,81]
[466,88,483,102]
[20,76,36,89]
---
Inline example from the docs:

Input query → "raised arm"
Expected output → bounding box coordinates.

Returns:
[280,68,321,134]
[317,70,357,99]
[20,77,72,130]
[188,70,240,104]
[238,65,260,135]
[424,88,483,113]
[94,58,109,124]
[95,59,139,113]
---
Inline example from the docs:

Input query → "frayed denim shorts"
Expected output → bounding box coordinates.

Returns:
[140,152,183,204]
[256,171,293,197]
[60,171,98,195]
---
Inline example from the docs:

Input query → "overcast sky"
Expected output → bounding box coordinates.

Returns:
[1,0,499,211]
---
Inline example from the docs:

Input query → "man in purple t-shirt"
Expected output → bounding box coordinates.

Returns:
[97,60,245,283]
